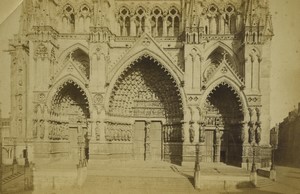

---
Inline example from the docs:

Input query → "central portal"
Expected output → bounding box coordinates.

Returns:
[108,55,184,162]
[133,121,162,161]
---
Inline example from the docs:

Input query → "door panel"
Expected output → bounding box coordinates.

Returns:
[220,131,228,163]
[133,121,145,160]
[204,130,214,162]
[150,121,162,161]
[69,127,78,160]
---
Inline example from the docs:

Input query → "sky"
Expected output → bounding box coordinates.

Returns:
[0,0,300,127]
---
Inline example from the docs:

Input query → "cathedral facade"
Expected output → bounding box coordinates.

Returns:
[7,0,273,168]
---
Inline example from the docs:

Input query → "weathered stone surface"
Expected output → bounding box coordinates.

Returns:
[5,0,273,170]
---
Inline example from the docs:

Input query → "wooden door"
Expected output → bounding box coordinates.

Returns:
[69,127,78,160]
[204,130,214,162]
[150,121,162,161]
[133,121,145,160]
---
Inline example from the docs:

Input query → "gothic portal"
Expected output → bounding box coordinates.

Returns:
[7,0,273,168]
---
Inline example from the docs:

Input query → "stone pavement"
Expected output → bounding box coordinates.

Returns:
[220,166,300,194]
[27,160,251,194]
[3,161,300,194]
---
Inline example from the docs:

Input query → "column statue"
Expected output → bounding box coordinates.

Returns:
[198,121,206,143]
[255,121,262,144]
[189,120,195,143]
[248,121,255,144]
[39,120,45,139]
[95,121,101,141]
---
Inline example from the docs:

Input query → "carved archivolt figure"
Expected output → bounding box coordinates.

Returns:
[241,122,246,143]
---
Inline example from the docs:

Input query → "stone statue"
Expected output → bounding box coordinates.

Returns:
[126,128,131,141]
[240,121,247,143]
[189,121,195,143]
[63,123,69,140]
[215,126,221,145]
[57,124,62,140]
[199,122,206,143]
[144,15,151,34]
[33,120,38,138]
[145,121,151,140]
[48,122,53,139]
[39,120,45,139]
[164,126,168,142]
[181,126,185,142]
[105,123,111,141]
[95,121,101,141]
[248,121,255,144]
[255,121,262,144]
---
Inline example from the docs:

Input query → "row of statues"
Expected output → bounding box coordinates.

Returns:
[48,122,69,140]
[32,118,260,144]
[105,123,132,141]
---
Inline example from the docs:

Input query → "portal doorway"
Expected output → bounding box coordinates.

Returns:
[133,120,162,161]
[203,82,244,166]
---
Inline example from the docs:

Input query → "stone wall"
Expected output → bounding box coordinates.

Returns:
[275,104,300,167]
[7,0,273,167]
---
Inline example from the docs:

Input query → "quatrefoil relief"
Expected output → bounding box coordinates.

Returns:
[142,37,151,47]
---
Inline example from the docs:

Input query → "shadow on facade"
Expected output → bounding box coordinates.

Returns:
[167,143,183,165]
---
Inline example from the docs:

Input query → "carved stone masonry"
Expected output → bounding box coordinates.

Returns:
[248,108,255,144]
[255,108,262,144]
[180,120,185,142]
[198,121,206,143]
[189,120,195,143]
[145,121,151,160]
[95,121,101,141]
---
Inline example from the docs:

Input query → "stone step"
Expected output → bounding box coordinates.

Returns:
[81,175,196,193]
[256,176,275,188]
[2,174,26,194]
[2,172,24,184]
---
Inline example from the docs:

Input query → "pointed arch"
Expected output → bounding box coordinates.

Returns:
[58,43,89,64]
[201,77,247,114]
[77,2,92,12]
[204,42,239,65]
[46,75,92,114]
[57,44,90,79]
[105,50,186,110]
[205,42,242,77]
[202,79,245,165]
[107,55,184,122]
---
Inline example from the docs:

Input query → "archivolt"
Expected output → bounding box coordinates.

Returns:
[50,79,90,118]
[206,81,244,113]
[108,55,183,121]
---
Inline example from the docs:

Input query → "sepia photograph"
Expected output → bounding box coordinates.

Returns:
[0,0,300,193]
